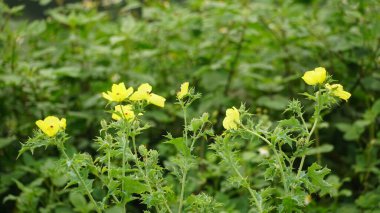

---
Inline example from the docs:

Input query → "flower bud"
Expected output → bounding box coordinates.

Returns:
[139,145,148,156]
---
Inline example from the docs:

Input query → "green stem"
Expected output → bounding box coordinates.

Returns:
[297,90,321,178]
[315,127,321,164]
[242,126,288,192]
[121,129,129,212]
[178,105,188,213]
[132,133,171,213]
[183,107,188,146]
[58,146,101,213]
[299,112,309,134]
[178,169,187,213]
[108,146,111,180]
[190,122,206,151]
[228,155,263,213]
[297,118,318,177]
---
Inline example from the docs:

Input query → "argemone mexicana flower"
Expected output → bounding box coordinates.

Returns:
[130,83,166,107]
[223,107,240,130]
[177,82,189,100]
[130,83,152,101]
[325,83,351,101]
[302,67,327,85]
[36,116,66,137]
[112,105,135,120]
[102,83,133,102]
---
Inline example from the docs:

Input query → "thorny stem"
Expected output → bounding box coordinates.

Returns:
[242,126,289,192]
[57,144,101,213]
[119,106,129,212]
[297,118,318,177]
[297,91,321,177]
[178,170,188,213]
[190,122,206,151]
[178,104,188,213]
[299,112,309,134]
[132,131,172,213]
[121,131,128,212]
[183,107,188,146]
[107,139,111,180]
[228,157,263,213]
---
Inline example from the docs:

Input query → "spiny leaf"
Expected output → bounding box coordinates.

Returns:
[307,163,332,196]
[123,177,149,194]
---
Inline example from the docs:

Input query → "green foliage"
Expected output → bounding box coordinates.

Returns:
[1,0,380,212]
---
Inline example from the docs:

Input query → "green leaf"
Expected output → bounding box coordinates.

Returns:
[164,137,190,157]
[336,122,366,141]
[355,187,380,209]
[307,163,332,196]
[123,177,149,194]
[69,191,93,213]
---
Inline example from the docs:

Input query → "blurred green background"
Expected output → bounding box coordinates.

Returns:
[1,0,379,212]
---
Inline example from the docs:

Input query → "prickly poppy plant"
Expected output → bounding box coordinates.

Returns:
[15,70,351,212]
[1,1,380,213]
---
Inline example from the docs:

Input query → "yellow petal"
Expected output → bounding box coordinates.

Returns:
[223,117,238,130]
[325,83,351,101]
[102,92,113,101]
[36,116,61,137]
[314,67,327,84]
[112,105,135,120]
[138,83,152,93]
[302,67,327,85]
[125,87,134,97]
[334,90,351,101]
[112,83,126,93]
[130,91,150,101]
[223,107,240,130]
[103,83,133,102]
[226,107,240,121]
[177,82,189,99]
[148,93,166,107]
[60,118,66,130]
[35,120,46,131]
[302,71,318,85]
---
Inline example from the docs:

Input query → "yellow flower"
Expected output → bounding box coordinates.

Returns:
[36,116,66,137]
[325,83,351,101]
[177,82,189,100]
[302,67,327,85]
[102,83,133,102]
[129,83,152,101]
[148,93,166,108]
[130,83,166,107]
[222,107,240,130]
[112,105,135,121]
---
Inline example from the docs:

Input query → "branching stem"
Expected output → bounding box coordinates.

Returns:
[242,126,288,192]
[58,145,101,213]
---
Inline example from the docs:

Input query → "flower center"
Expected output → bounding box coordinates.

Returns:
[50,125,54,128]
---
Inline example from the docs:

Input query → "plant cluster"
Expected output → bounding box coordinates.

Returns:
[11,68,353,212]
[1,0,380,212]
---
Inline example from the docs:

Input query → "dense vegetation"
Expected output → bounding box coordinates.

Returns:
[1,0,379,212]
